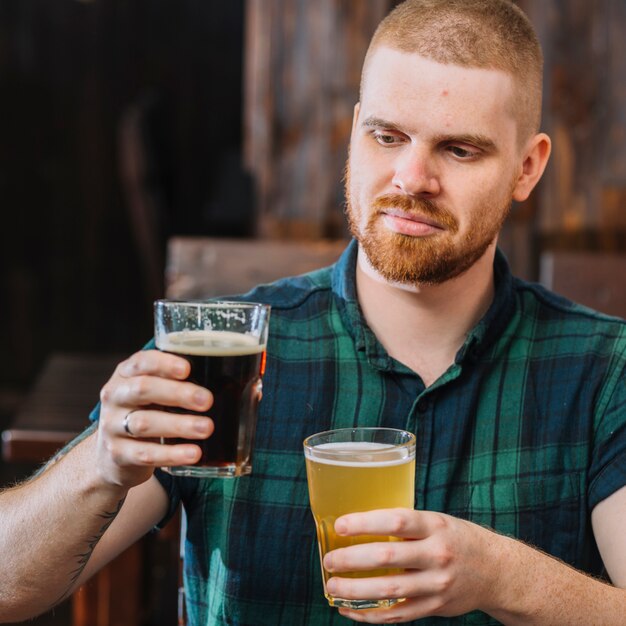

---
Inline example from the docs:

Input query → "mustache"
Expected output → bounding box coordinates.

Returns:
[372,194,459,232]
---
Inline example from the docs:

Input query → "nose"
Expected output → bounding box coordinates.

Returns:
[392,145,440,197]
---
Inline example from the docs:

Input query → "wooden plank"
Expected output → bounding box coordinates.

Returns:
[2,353,124,465]
[2,429,76,464]
[539,251,626,317]
[165,236,347,299]
[7,353,123,435]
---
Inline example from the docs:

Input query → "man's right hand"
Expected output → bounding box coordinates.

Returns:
[95,349,214,489]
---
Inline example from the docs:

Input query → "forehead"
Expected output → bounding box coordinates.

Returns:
[361,47,517,141]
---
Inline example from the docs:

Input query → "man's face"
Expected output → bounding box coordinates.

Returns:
[346,47,522,285]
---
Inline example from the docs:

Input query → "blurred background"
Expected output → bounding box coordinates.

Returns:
[0,1,624,625]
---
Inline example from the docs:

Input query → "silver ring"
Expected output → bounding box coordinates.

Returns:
[123,410,138,437]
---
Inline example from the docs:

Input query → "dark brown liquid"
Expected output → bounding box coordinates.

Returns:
[160,331,265,467]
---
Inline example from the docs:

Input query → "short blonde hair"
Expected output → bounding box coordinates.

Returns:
[364,0,543,142]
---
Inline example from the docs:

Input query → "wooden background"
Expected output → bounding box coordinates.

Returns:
[522,0,626,254]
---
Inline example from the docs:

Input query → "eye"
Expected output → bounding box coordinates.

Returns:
[372,131,403,146]
[446,145,478,159]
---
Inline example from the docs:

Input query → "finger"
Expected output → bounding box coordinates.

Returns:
[325,527,454,576]
[324,539,421,573]
[108,438,203,468]
[117,350,190,380]
[121,408,214,440]
[327,566,452,604]
[335,508,443,540]
[106,376,213,413]
[337,597,442,624]
[326,571,415,603]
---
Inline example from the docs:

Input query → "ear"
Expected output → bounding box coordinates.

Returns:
[512,133,551,202]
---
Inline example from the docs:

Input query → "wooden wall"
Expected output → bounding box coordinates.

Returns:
[520,0,626,255]
[244,0,399,239]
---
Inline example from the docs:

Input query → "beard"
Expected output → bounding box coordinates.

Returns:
[344,161,513,285]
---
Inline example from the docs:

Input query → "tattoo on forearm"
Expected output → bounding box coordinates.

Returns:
[53,497,126,606]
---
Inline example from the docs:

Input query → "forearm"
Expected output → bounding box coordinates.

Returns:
[0,432,127,622]
[0,349,211,622]
[486,534,626,626]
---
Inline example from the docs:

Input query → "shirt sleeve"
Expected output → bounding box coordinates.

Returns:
[589,355,626,510]
[152,469,182,529]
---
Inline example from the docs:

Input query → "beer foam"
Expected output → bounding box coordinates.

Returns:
[305,441,413,467]
[157,330,265,356]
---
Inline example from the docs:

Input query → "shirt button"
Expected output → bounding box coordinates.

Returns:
[416,398,430,413]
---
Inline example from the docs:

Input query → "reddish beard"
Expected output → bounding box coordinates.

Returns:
[344,163,512,285]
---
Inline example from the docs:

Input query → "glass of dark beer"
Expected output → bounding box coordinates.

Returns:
[154,300,271,478]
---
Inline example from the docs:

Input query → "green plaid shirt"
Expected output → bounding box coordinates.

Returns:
[93,240,626,626]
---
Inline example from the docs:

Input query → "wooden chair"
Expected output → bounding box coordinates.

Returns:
[165,236,348,299]
[165,236,347,625]
[539,250,626,318]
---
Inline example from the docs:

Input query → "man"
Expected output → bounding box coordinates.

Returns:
[1,0,625,624]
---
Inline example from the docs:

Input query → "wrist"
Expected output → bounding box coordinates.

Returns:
[474,528,523,618]
[479,532,558,625]
[66,429,130,500]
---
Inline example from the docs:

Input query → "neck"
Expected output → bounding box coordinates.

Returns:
[355,244,497,386]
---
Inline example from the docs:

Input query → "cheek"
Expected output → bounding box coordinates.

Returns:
[353,161,386,209]
[463,186,513,237]
[351,141,388,188]
[347,155,370,207]
[456,173,508,217]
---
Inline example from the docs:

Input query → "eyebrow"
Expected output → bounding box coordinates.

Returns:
[362,116,402,132]
[362,116,498,152]
[433,132,497,152]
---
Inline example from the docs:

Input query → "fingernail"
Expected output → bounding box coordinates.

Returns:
[335,520,347,535]
[184,447,198,460]
[194,420,210,435]
[194,390,209,406]
[326,579,337,594]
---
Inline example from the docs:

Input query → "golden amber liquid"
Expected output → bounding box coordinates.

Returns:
[305,442,415,593]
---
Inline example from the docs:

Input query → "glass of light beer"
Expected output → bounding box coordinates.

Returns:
[304,427,416,610]
[154,300,270,478]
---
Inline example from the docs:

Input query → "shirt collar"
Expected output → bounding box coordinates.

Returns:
[453,248,515,364]
[331,240,516,372]
[331,239,368,351]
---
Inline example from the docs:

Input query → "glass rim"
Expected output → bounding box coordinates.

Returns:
[154,299,270,310]
[303,427,415,454]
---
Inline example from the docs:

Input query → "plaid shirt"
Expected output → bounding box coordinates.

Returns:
[93,240,626,626]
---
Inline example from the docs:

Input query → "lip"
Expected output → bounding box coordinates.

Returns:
[380,209,445,236]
